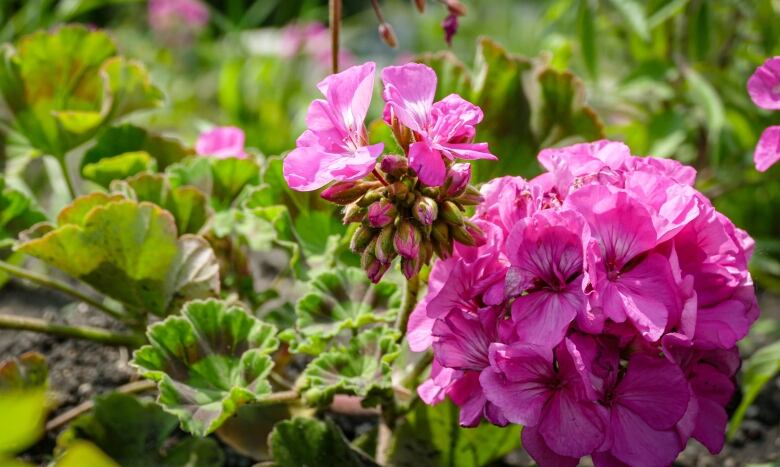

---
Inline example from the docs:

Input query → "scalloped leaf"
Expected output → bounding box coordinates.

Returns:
[111,173,211,235]
[16,195,219,316]
[417,37,604,181]
[131,299,279,436]
[298,327,400,407]
[56,393,223,467]
[269,417,378,467]
[167,156,260,211]
[0,352,48,458]
[0,26,162,158]
[82,151,156,188]
[81,124,192,174]
[0,177,46,249]
[281,268,401,355]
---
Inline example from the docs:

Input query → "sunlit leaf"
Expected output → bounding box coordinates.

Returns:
[269,417,378,467]
[298,327,400,407]
[167,156,261,211]
[389,400,522,467]
[82,151,156,188]
[16,194,219,316]
[0,177,46,249]
[0,352,48,457]
[54,441,118,467]
[131,299,279,436]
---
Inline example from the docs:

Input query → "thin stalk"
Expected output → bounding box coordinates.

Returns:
[56,155,78,199]
[0,259,132,325]
[329,0,342,74]
[372,168,389,186]
[0,314,144,347]
[370,0,387,23]
[395,274,420,342]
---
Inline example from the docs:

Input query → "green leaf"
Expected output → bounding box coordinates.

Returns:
[16,194,220,316]
[0,26,162,158]
[607,0,650,42]
[282,267,401,355]
[56,393,223,467]
[54,441,118,467]
[0,177,46,249]
[728,341,780,438]
[131,299,279,436]
[81,124,192,174]
[578,0,598,80]
[389,400,521,467]
[298,327,400,407]
[0,352,48,457]
[210,157,261,210]
[269,417,378,467]
[81,151,156,188]
[111,173,212,235]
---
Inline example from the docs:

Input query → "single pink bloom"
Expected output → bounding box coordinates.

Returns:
[504,209,587,348]
[381,63,496,186]
[283,63,384,191]
[748,57,780,110]
[754,125,780,172]
[195,126,247,159]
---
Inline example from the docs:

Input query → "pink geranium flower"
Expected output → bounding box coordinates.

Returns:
[283,63,384,191]
[381,63,496,186]
[195,126,247,159]
[748,57,780,171]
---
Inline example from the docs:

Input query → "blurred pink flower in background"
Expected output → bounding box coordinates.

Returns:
[280,22,355,70]
[196,126,247,159]
[148,0,209,44]
[747,57,780,172]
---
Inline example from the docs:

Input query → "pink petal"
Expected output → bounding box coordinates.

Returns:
[754,125,780,172]
[522,427,579,467]
[439,142,497,161]
[747,57,780,110]
[510,283,581,348]
[407,302,435,352]
[282,143,343,191]
[591,451,631,467]
[381,63,437,132]
[409,141,447,186]
[692,397,728,454]
[608,405,684,467]
[538,390,607,457]
[195,126,246,159]
[317,62,376,128]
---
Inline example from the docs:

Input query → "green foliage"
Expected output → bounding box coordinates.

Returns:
[131,299,279,436]
[57,393,223,467]
[0,25,162,158]
[167,156,260,211]
[281,267,401,354]
[269,417,378,467]
[419,37,604,181]
[16,194,220,316]
[389,400,522,467]
[0,352,48,462]
[0,177,46,249]
[729,340,780,438]
[298,327,400,407]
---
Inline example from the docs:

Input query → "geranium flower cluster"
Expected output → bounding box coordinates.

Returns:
[748,56,780,172]
[283,62,495,282]
[409,140,759,467]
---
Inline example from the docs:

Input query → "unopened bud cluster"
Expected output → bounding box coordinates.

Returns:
[321,158,485,282]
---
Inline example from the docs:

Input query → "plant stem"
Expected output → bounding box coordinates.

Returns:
[395,274,420,342]
[0,259,132,325]
[0,313,144,347]
[329,0,342,74]
[258,389,300,406]
[372,168,389,186]
[56,155,78,199]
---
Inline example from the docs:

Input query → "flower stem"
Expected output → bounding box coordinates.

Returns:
[0,313,144,347]
[0,259,133,325]
[395,274,420,342]
[329,0,342,74]
[56,155,78,199]
[372,168,390,187]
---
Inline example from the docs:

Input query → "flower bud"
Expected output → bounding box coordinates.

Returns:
[366,258,391,284]
[375,225,397,263]
[413,0,425,13]
[440,200,464,226]
[464,221,487,246]
[357,188,384,207]
[342,204,367,224]
[350,225,375,253]
[413,196,438,225]
[456,185,484,206]
[380,154,409,177]
[444,0,467,16]
[443,163,471,197]
[442,13,459,46]
[394,220,421,259]
[367,199,397,228]
[401,256,423,279]
[378,23,398,48]
[451,224,476,246]
[431,220,453,258]
[387,180,409,200]
[321,181,378,205]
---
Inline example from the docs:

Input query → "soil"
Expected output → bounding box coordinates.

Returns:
[3,278,780,467]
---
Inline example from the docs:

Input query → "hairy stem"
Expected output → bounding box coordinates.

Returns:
[372,168,389,186]
[0,314,144,347]
[395,274,420,342]
[329,0,342,73]
[0,259,133,325]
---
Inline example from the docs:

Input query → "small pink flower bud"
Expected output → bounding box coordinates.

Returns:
[464,221,486,246]
[431,221,453,258]
[362,245,390,283]
[322,181,378,205]
[442,13,459,46]
[380,155,409,177]
[443,163,471,197]
[378,23,398,48]
[444,0,467,16]
[450,223,476,246]
[401,256,423,279]
[413,197,438,225]
[440,200,464,226]
[367,199,397,228]
[456,185,484,206]
[413,0,425,13]
[351,225,376,253]
[394,220,421,259]
[357,189,384,207]
[375,225,397,263]
[342,204,366,224]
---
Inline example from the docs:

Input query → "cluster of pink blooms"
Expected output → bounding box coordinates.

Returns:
[196,126,247,159]
[409,140,759,467]
[148,0,209,43]
[748,56,780,172]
